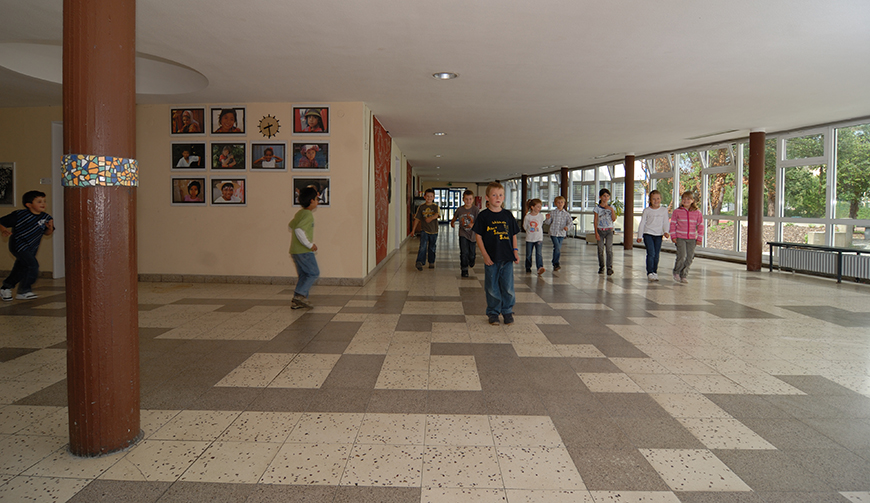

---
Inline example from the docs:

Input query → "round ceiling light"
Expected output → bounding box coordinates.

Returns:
[433,132,446,136]
[432,72,458,80]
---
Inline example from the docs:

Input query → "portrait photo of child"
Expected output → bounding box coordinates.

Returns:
[211,143,246,170]
[171,143,206,170]
[293,107,329,134]
[251,143,287,171]
[211,178,246,205]
[170,108,205,135]
[292,177,330,207]
[171,177,206,205]
[211,107,246,135]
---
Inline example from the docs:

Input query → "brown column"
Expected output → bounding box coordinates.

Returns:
[746,131,765,271]
[521,174,529,220]
[64,0,140,456]
[623,155,635,250]
[560,166,569,201]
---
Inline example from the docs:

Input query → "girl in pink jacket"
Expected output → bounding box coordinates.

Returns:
[669,191,704,283]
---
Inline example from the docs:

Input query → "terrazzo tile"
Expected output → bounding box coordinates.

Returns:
[425,414,494,446]
[22,445,126,479]
[179,441,280,483]
[0,434,69,474]
[648,393,732,418]
[488,415,563,447]
[675,418,776,450]
[339,444,425,487]
[357,413,426,445]
[496,446,585,490]
[99,439,210,481]
[0,476,91,502]
[420,487,507,502]
[588,491,681,502]
[150,410,241,441]
[217,411,302,442]
[639,449,751,492]
[579,373,644,393]
[285,412,364,443]
[422,445,502,488]
[375,370,429,390]
[0,405,62,434]
[260,442,351,485]
[506,488,595,502]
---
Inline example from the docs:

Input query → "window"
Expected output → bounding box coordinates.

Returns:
[783,164,827,219]
[740,139,776,217]
[785,133,824,160]
[834,123,870,220]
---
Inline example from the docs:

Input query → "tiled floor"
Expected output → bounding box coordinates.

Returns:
[2,230,870,502]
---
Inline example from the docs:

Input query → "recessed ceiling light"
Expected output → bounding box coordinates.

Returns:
[436,166,440,169]
[435,154,441,158]
[433,132,446,136]
[432,72,458,80]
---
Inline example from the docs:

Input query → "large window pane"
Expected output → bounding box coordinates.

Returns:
[571,181,583,210]
[654,156,672,173]
[834,123,870,219]
[652,177,674,211]
[783,164,827,218]
[739,222,775,254]
[781,222,827,245]
[785,133,824,160]
[706,218,736,251]
[741,139,776,217]
[582,184,596,210]
[706,172,736,215]
[678,152,702,200]
[833,224,869,249]
[708,147,732,167]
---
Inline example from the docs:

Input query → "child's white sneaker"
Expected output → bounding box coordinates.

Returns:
[647,273,655,282]
[673,273,681,283]
[16,292,38,300]
[0,288,11,301]
[652,273,659,281]
[680,277,689,284]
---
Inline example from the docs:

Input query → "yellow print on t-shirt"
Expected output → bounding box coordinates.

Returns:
[421,206,438,219]
[487,220,510,240]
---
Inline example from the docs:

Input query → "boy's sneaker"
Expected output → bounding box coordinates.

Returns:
[415,262,423,271]
[652,273,659,281]
[598,268,605,274]
[292,294,313,308]
[648,273,656,282]
[607,269,614,276]
[680,277,689,283]
[16,292,38,300]
[488,315,500,326]
[673,273,681,283]
[0,288,12,302]
[290,299,305,309]
[526,269,532,273]
[537,267,545,275]
[461,270,469,277]
[503,313,514,325]
[553,266,560,271]
[429,263,435,269]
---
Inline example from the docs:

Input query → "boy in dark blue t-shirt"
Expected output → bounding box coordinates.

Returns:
[0,190,54,301]
[472,182,520,326]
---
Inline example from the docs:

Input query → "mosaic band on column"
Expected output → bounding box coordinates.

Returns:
[62,154,138,187]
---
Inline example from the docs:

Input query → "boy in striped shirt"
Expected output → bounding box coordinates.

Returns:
[1,190,54,301]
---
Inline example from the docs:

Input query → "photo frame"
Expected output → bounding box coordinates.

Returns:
[293,106,329,134]
[291,142,329,170]
[210,107,246,135]
[0,162,15,206]
[211,177,246,205]
[170,108,205,135]
[292,176,330,207]
[171,177,206,205]
[211,142,247,170]
[171,142,206,170]
[251,142,287,171]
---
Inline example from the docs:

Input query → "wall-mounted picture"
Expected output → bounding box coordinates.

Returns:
[251,142,287,171]
[211,143,246,170]
[211,107,246,134]
[293,107,329,134]
[170,108,205,135]
[171,142,206,170]
[171,177,206,205]
[0,162,15,206]
[211,178,246,205]
[292,176,330,207]
[292,142,329,170]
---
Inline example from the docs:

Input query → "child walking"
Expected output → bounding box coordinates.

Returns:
[670,191,704,283]
[543,195,571,271]
[473,182,520,326]
[288,185,321,309]
[523,198,545,275]
[450,189,479,277]
[0,190,54,301]
[412,188,441,271]
[636,190,670,281]
[593,188,616,275]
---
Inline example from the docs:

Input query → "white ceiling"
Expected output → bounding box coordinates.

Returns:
[2,0,870,183]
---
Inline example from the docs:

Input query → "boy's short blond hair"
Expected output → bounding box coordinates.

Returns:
[553,195,566,204]
[485,182,504,196]
[462,189,475,198]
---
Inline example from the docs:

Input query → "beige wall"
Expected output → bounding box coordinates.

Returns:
[0,107,62,272]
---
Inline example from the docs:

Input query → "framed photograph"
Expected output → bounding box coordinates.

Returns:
[251,142,287,171]
[210,107,246,135]
[291,142,329,170]
[171,177,206,205]
[171,142,206,170]
[292,176,330,207]
[0,162,15,206]
[211,142,246,170]
[170,108,205,135]
[211,177,246,205]
[293,106,329,134]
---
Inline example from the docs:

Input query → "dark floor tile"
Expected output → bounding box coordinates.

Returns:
[141,385,208,410]
[753,492,851,503]
[300,340,350,354]
[739,418,845,450]
[483,391,548,415]
[783,448,870,491]
[320,354,384,389]
[538,391,603,417]
[246,388,316,412]
[818,395,870,418]
[613,417,705,449]
[704,394,790,418]
[594,343,649,358]
[552,416,634,450]
[307,388,372,413]
[471,343,518,358]
[367,390,428,414]
[430,342,475,355]
[778,306,870,327]
[772,375,862,396]
[156,482,256,502]
[765,394,852,419]
[800,417,870,449]
[526,369,586,391]
[186,387,263,411]
[333,486,421,503]
[14,379,68,406]
[675,492,766,503]
[595,393,671,418]
[313,321,364,342]
[427,390,487,414]
[705,300,780,319]
[67,480,170,503]
[564,357,623,373]
[712,449,832,492]
[566,447,670,491]
[538,324,590,345]
[520,356,577,373]
[477,370,535,392]
[245,484,337,503]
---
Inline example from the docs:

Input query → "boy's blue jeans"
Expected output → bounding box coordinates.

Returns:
[550,236,564,267]
[292,252,320,298]
[416,231,437,264]
[484,261,515,316]
[2,248,39,294]
[459,236,476,272]
[642,234,663,274]
[525,241,543,271]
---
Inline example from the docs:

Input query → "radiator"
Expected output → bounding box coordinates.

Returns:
[842,253,870,280]
[779,247,838,275]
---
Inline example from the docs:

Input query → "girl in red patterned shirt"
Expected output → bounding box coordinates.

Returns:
[669,191,704,283]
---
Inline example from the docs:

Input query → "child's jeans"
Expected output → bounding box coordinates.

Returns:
[416,231,437,265]
[292,252,320,298]
[673,238,697,278]
[550,236,564,267]
[459,236,476,272]
[2,249,39,294]
[642,234,663,274]
[484,261,515,316]
[596,228,614,270]
[525,241,543,271]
